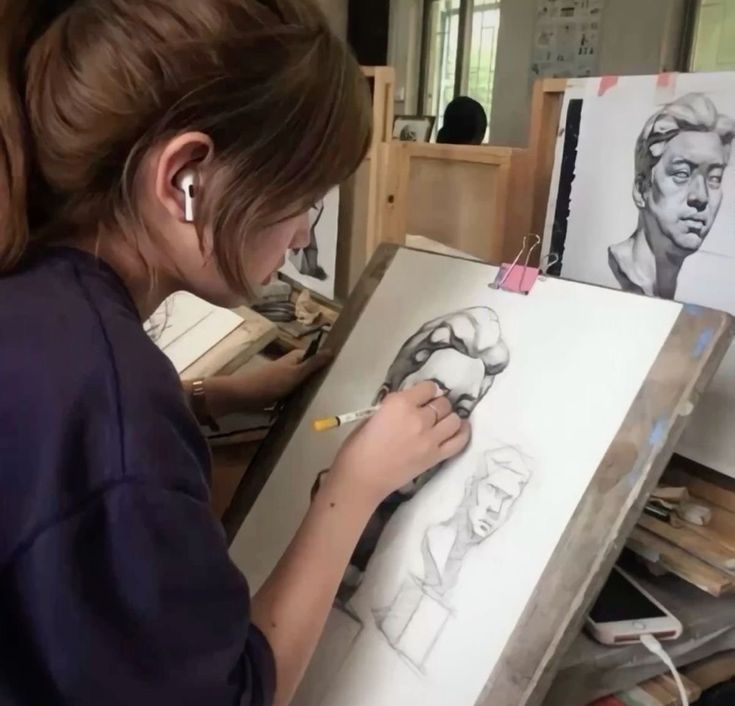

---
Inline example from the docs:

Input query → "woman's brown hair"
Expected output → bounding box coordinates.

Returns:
[0,0,371,291]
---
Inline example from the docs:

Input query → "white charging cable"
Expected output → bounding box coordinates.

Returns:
[640,633,688,706]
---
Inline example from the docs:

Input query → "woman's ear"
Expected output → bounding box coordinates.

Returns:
[154,132,213,223]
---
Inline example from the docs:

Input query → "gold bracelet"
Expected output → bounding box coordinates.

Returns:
[190,379,219,431]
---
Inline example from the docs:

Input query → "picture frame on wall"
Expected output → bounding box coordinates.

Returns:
[393,115,436,143]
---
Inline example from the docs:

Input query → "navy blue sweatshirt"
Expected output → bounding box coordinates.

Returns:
[0,247,275,706]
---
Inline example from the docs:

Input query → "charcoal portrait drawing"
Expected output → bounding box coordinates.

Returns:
[608,93,735,298]
[288,199,328,281]
[374,444,532,670]
[315,307,511,605]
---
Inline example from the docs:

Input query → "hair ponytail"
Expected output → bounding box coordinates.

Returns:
[0,1,73,272]
[0,0,35,271]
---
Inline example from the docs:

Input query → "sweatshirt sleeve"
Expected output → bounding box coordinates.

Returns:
[4,479,275,706]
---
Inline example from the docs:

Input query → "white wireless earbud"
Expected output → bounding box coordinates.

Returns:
[175,169,197,223]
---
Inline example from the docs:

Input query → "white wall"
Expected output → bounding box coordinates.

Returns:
[490,0,688,146]
[388,0,688,145]
[388,0,424,114]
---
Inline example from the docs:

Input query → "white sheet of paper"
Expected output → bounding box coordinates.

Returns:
[145,292,243,373]
[280,186,339,300]
[230,249,681,706]
[543,73,735,477]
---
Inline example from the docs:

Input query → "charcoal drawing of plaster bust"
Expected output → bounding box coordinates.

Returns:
[288,199,328,281]
[608,93,735,299]
[374,445,532,671]
[336,307,510,604]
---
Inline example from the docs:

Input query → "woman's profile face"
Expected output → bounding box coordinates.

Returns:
[166,208,311,308]
[241,210,311,287]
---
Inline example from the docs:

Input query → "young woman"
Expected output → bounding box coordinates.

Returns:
[0,2,470,705]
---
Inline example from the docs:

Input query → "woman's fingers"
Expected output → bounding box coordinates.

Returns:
[432,411,462,442]
[420,394,452,427]
[437,419,472,462]
[403,380,442,407]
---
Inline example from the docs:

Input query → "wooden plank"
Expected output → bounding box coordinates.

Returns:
[635,673,701,706]
[628,527,735,597]
[211,441,262,520]
[638,514,735,571]
[528,78,568,239]
[180,306,277,380]
[677,469,735,513]
[679,510,735,555]
[684,650,735,691]
[223,244,733,706]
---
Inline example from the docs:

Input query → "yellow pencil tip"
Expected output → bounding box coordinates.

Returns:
[313,417,338,432]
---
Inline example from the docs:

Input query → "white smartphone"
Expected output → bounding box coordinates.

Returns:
[585,567,683,646]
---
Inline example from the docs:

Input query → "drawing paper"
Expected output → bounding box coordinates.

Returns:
[145,292,243,373]
[280,186,339,301]
[542,73,735,477]
[230,249,681,706]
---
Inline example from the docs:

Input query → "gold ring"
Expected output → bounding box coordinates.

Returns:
[427,402,439,425]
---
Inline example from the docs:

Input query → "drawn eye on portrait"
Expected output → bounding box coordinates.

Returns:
[328,306,511,605]
[608,92,735,299]
[373,444,533,673]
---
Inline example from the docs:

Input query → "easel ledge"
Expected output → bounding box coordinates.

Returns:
[223,244,733,706]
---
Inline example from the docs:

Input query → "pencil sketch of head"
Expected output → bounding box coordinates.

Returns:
[421,445,532,596]
[609,93,735,299]
[462,445,531,542]
[372,444,533,669]
[375,307,510,419]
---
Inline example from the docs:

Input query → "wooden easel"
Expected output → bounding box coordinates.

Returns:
[223,243,732,706]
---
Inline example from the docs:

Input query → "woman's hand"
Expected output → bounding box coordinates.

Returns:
[243,348,333,406]
[191,348,332,418]
[329,380,471,506]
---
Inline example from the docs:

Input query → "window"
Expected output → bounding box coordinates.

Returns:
[419,0,502,140]
[690,0,735,71]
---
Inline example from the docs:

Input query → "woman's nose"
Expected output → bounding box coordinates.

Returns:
[291,214,311,250]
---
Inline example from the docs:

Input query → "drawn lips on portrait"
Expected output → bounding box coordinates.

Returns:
[608,92,735,299]
[374,443,533,673]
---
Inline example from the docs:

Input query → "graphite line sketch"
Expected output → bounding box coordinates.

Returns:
[144,297,174,343]
[333,306,511,604]
[373,444,533,672]
[608,92,735,299]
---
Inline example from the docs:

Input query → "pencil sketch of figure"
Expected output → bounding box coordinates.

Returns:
[144,297,174,343]
[330,307,511,604]
[608,93,735,299]
[374,445,532,671]
[288,199,328,281]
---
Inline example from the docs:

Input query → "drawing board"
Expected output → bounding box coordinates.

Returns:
[280,186,339,300]
[226,246,731,706]
[541,72,735,478]
[145,292,244,373]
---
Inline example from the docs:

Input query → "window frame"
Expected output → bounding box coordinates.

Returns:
[417,0,501,121]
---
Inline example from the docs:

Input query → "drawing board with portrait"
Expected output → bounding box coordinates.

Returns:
[541,72,735,478]
[225,245,731,706]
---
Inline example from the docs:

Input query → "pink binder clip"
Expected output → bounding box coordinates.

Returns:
[492,234,541,295]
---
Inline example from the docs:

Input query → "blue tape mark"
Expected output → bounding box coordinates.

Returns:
[684,304,706,316]
[649,418,668,447]
[693,328,715,359]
